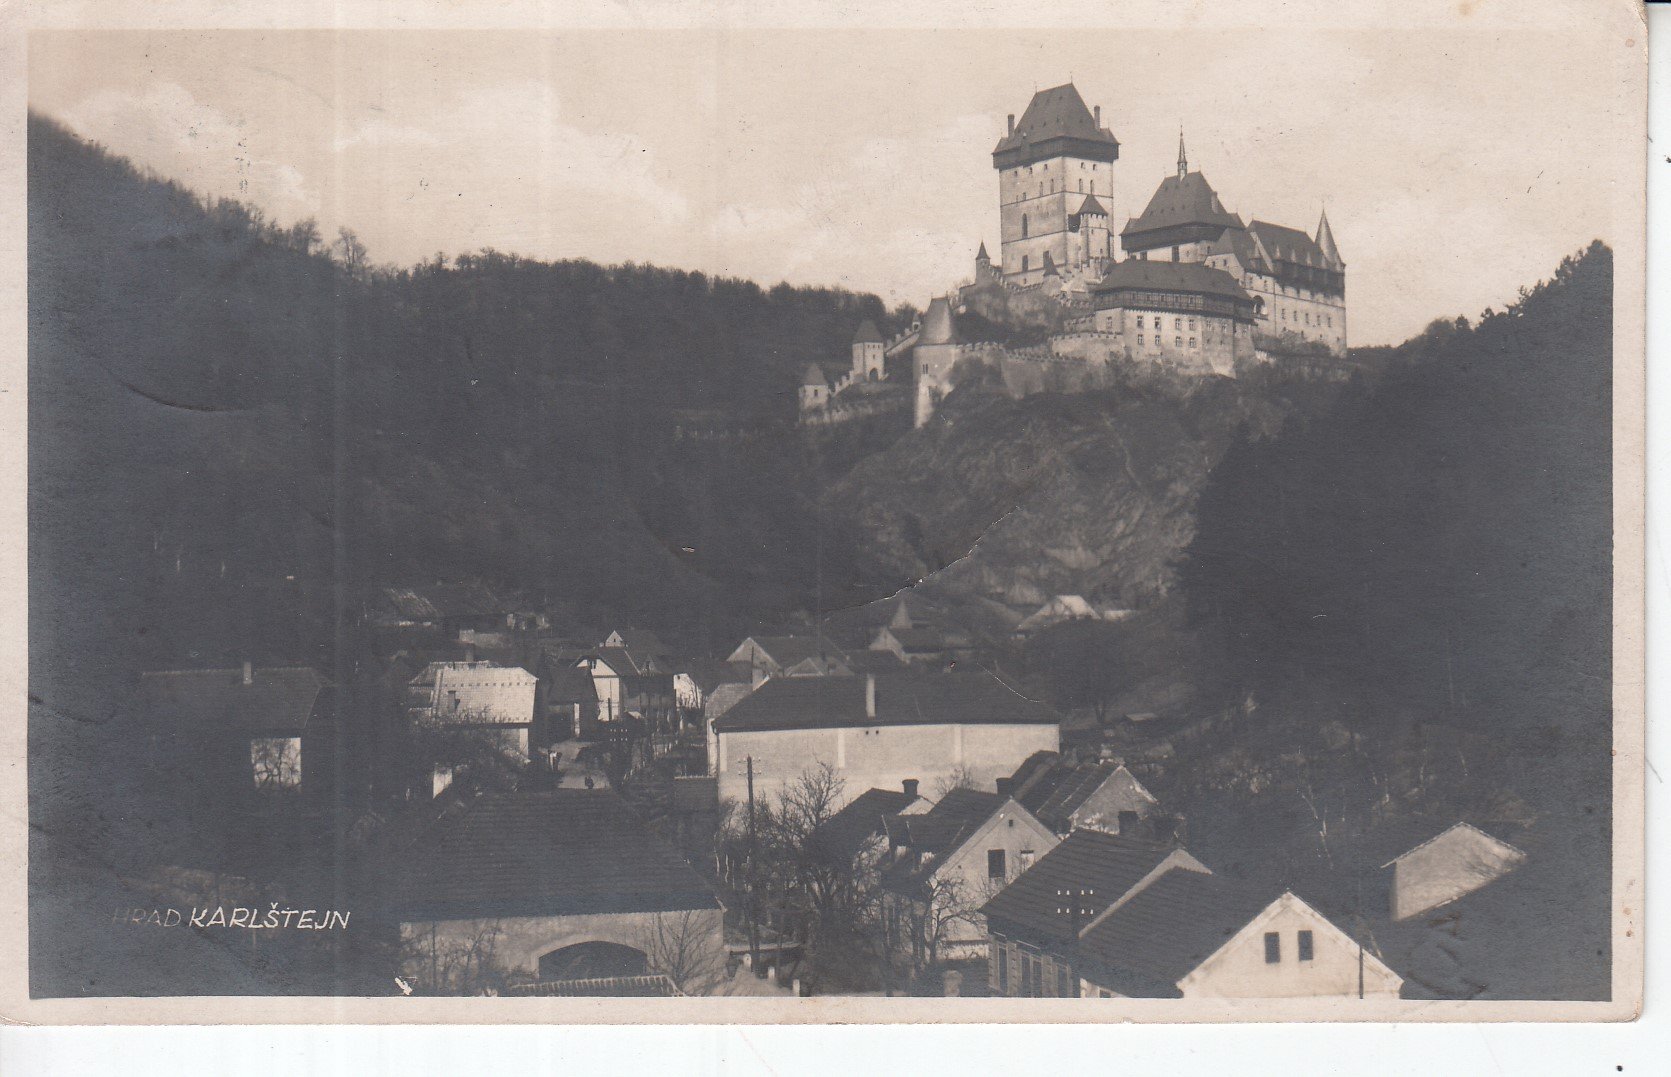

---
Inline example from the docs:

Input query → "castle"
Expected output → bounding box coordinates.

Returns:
[802,82,1349,428]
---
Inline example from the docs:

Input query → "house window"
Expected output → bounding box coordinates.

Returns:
[988,849,1007,880]
[997,944,1009,993]
[1057,963,1072,997]
[1299,930,1315,962]
[1172,245,1180,260]
[1019,849,1036,871]
[1264,932,1281,964]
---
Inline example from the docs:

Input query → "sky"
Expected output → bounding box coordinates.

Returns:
[28,27,1632,345]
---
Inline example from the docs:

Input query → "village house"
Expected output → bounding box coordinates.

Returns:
[1004,751,1165,837]
[139,663,331,793]
[724,634,854,680]
[879,788,1061,960]
[1012,594,1133,639]
[980,829,1402,998]
[1382,821,1529,923]
[812,780,933,868]
[395,790,726,994]
[708,670,1061,808]
[407,660,539,759]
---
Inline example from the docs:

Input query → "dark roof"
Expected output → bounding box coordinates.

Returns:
[1076,194,1109,218]
[881,789,1009,892]
[843,649,908,675]
[1315,209,1342,264]
[1248,219,1339,270]
[816,787,922,861]
[738,634,848,670]
[1091,259,1253,304]
[992,84,1119,168]
[1078,868,1272,995]
[602,628,671,658]
[711,670,1059,734]
[879,625,969,653]
[801,363,829,387]
[976,241,990,260]
[542,661,598,703]
[1121,171,1244,240]
[1023,763,1117,826]
[139,667,329,736]
[852,318,884,344]
[396,791,721,921]
[980,829,1177,946]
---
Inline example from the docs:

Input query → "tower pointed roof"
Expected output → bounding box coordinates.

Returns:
[852,318,883,344]
[976,240,990,261]
[1077,194,1109,218]
[1177,129,1188,178]
[918,296,958,346]
[801,363,829,387]
[993,83,1120,169]
[1315,207,1342,266]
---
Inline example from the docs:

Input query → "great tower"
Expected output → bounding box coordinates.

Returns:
[991,84,1120,287]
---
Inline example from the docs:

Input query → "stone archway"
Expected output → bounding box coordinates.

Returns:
[537,940,649,981]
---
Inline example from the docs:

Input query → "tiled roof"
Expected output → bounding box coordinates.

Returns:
[509,974,682,997]
[992,84,1119,167]
[1249,219,1339,269]
[139,667,329,736]
[711,670,1058,734]
[1122,171,1244,241]
[852,318,884,344]
[1091,259,1253,305]
[542,661,598,703]
[816,787,922,862]
[1078,868,1272,995]
[980,829,1177,946]
[396,791,721,921]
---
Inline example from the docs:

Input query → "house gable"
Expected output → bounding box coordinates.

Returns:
[1176,891,1402,999]
[1385,822,1528,922]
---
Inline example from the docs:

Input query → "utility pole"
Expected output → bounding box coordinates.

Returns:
[746,755,760,968]
[1056,887,1096,998]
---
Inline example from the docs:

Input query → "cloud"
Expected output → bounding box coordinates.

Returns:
[63,82,318,218]
[332,117,443,152]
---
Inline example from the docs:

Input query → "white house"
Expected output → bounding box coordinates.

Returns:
[709,670,1060,808]
[408,660,539,758]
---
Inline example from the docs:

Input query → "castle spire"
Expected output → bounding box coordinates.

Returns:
[1315,205,1341,265]
[1177,128,1188,178]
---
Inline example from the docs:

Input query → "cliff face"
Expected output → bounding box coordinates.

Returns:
[826,369,1324,619]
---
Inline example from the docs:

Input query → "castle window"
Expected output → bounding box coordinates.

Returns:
[1022,255,1029,272]
[1136,335,1144,346]
[1188,318,1196,331]
[1189,337,1197,348]
[1022,215,1029,238]
[1174,317,1183,330]
[1174,336,1182,348]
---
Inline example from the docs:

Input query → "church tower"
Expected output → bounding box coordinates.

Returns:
[992,84,1120,287]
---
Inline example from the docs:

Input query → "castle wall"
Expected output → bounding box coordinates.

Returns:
[1203,257,1347,355]
[1091,305,1248,376]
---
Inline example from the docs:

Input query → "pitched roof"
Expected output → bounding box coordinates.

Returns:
[1091,259,1253,304]
[711,670,1058,734]
[980,828,1178,946]
[395,791,721,921]
[852,318,884,344]
[602,628,671,657]
[816,787,923,862]
[976,241,990,260]
[139,667,329,736]
[542,661,598,703]
[1249,219,1339,270]
[1077,868,1273,995]
[992,84,1119,168]
[737,634,849,671]
[881,788,1012,892]
[1076,194,1109,218]
[1121,171,1244,240]
[1315,208,1342,264]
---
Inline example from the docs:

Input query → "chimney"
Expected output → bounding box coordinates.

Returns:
[1094,105,1101,127]
[864,673,876,720]
[902,778,919,800]
[242,661,253,687]
[995,776,1014,797]
[1007,113,1015,136]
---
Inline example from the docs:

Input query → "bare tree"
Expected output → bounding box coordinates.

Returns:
[401,920,507,995]
[932,764,980,800]
[637,910,728,996]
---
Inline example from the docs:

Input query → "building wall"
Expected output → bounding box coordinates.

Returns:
[853,340,885,380]
[399,906,724,985]
[936,804,1060,948]
[1176,893,1403,999]
[998,154,1115,286]
[1203,253,1347,355]
[1390,826,1527,922]
[1090,305,1250,376]
[715,721,1059,807]
[418,664,538,725]
[912,342,961,427]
